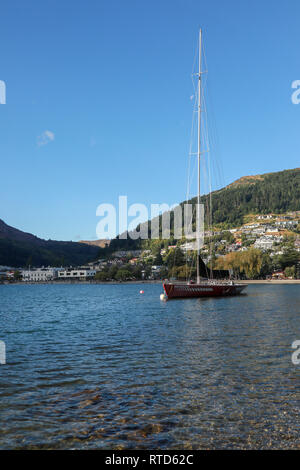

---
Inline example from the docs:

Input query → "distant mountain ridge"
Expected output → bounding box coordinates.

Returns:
[0,219,42,243]
[79,239,111,248]
[225,168,300,189]
[226,174,264,188]
[0,219,100,268]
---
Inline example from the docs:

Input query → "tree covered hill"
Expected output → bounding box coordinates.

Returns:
[194,167,300,228]
[0,219,100,267]
[106,167,300,253]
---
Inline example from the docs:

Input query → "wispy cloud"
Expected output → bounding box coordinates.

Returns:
[90,137,97,148]
[37,130,55,147]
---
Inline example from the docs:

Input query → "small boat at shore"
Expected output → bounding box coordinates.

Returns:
[162,30,247,300]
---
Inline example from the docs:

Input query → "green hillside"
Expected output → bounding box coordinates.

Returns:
[195,167,300,228]
[106,167,300,253]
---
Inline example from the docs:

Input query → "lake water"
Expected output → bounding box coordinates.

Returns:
[0,283,299,449]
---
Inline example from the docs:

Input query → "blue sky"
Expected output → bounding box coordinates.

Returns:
[1,0,300,240]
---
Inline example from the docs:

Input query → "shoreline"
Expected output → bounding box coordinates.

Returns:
[0,280,163,286]
[239,279,300,284]
[2,279,300,286]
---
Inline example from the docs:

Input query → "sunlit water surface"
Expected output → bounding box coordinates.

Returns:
[0,283,299,449]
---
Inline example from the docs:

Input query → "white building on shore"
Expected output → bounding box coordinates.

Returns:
[58,269,96,280]
[21,267,62,282]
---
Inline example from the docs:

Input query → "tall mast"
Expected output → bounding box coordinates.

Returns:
[196,28,202,284]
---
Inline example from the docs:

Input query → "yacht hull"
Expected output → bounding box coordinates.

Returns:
[163,282,247,299]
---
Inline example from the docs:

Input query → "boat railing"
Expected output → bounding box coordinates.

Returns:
[163,279,244,286]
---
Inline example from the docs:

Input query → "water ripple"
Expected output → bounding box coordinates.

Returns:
[0,283,299,449]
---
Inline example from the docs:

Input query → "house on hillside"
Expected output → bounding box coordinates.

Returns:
[294,238,300,252]
[254,238,274,251]
[181,241,197,252]
[257,214,274,220]
[275,220,298,229]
